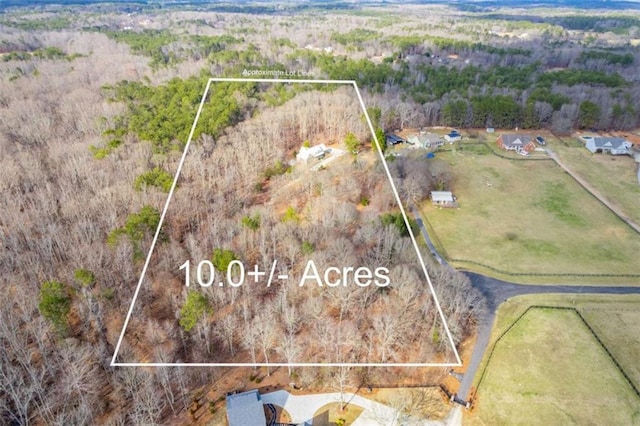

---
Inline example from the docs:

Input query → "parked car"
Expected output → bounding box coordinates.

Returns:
[535,136,546,146]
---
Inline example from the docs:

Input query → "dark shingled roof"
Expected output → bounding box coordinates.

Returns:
[500,134,532,147]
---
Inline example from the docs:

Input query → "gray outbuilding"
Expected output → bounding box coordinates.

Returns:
[431,191,457,207]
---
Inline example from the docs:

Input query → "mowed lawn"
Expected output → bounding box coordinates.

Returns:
[468,306,640,425]
[552,139,640,226]
[424,148,640,282]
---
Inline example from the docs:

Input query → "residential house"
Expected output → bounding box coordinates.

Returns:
[580,135,632,155]
[497,134,536,153]
[407,132,444,149]
[444,130,462,143]
[431,191,457,207]
[226,390,267,426]
[297,144,330,164]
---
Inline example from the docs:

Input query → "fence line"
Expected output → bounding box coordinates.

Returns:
[451,258,640,279]
[440,141,552,161]
[472,306,639,405]
[573,310,640,398]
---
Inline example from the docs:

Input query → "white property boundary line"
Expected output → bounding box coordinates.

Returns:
[111,77,462,368]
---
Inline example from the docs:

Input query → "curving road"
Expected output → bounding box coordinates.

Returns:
[467,272,640,312]
[411,207,446,265]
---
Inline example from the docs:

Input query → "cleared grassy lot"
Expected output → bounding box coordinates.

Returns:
[552,138,640,226]
[582,307,640,389]
[467,295,640,426]
[423,144,640,284]
[475,294,640,391]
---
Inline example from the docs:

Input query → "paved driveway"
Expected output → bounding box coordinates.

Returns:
[261,390,443,425]
[261,390,394,425]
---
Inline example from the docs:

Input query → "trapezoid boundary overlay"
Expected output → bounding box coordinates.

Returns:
[111,78,462,368]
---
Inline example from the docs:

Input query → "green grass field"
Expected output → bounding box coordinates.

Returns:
[468,295,640,425]
[423,144,640,284]
[552,139,640,226]
[581,307,640,388]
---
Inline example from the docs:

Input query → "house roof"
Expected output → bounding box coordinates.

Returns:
[407,133,442,144]
[499,134,532,147]
[297,144,329,161]
[226,390,266,426]
[444,133,461,141]
[431,191,454,203]
[584,136,630,150]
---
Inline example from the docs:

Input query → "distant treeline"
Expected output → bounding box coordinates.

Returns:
[0,0,146,11]
[454,1,640,12]
[297,51,635,131]
[477,13,640,34]
[95,26,638,133]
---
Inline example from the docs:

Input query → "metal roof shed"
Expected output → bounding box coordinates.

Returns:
[431,191,455,204]
[385,133,405,145]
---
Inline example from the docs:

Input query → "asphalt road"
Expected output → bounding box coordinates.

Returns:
[411,205,446,265]
[467,272,640,312]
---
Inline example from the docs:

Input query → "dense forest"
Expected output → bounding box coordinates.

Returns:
[1,2,639,424]
[3,5,640,136]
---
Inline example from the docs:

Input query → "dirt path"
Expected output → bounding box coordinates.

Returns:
[546,148,640,235]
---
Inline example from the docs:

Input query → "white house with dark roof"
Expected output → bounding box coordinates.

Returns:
[226,390,266,426]
[580,135,632,155]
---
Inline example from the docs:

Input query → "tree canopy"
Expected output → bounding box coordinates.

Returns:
[39,281,72,334]
[179,291,211,332]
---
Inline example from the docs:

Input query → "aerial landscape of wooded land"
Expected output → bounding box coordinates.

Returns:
[1,0,639,424]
